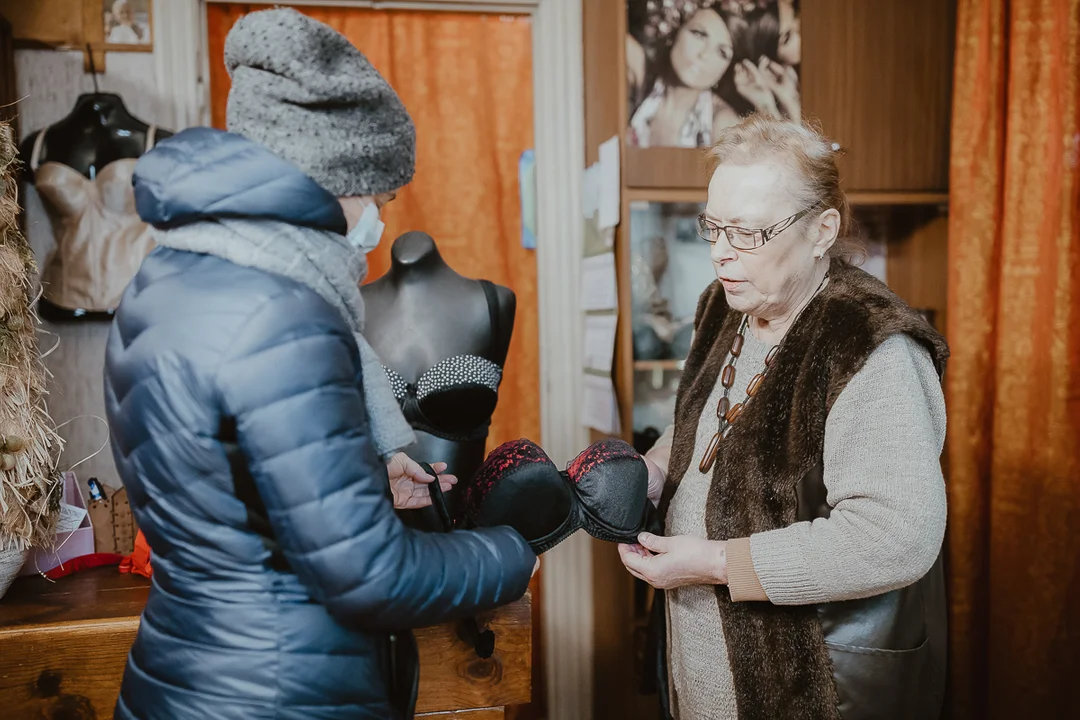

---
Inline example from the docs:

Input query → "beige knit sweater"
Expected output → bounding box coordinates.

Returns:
[647,331,947,720]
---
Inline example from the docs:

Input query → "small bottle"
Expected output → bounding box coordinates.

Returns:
[87,477,105,502]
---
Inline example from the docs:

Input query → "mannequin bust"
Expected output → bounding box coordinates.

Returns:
[362,232,515,529]
[19,93,172,321]
[19,93,170,182]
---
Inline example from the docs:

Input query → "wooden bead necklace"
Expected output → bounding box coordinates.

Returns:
[698,271,830,474]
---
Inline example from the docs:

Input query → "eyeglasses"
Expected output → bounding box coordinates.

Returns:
[696,206,817,250]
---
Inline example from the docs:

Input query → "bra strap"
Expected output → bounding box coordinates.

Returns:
[29,126,48,172]
[145,125,157,152]
[479,279,500,357]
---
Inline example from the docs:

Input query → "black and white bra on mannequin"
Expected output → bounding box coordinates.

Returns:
[382,279,504,442]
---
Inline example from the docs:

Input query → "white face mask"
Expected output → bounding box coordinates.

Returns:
[345,201,386,254]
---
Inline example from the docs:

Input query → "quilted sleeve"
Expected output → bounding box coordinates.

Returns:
[216,286,536,630]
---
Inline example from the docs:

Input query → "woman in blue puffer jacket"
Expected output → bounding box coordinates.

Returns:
[104,9,536,719]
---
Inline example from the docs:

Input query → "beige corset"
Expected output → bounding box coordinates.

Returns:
[30,126,157,312]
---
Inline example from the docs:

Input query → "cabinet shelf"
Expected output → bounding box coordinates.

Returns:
[633,359,685,372]
[846,191,949,207]
[626,187,948,208]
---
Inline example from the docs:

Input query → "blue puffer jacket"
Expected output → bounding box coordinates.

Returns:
[105,128,536,720]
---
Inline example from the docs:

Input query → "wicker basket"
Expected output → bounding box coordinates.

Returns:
[0,545,28,600]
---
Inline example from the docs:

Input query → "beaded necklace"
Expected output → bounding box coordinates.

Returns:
[698,271,830,473]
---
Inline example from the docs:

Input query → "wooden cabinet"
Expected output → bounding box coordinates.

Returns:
[0,569,531,719]
[802,0,955,193]
[620,0,956,194]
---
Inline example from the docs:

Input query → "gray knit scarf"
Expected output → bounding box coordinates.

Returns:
[152,217,415,461]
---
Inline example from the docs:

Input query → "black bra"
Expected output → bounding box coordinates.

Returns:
[459,438,652,554]
[383,280,504,443]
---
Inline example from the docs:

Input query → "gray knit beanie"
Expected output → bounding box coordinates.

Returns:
[224,8,415,197]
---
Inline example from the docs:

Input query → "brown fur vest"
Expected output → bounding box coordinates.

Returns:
[657,259,949,719]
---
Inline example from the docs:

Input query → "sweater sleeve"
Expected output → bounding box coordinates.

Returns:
[745,334,947,605]
[217,288,536,629]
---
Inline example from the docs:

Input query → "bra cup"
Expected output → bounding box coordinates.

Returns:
[34,165,90,217]
[96,159,139,215]
[419,385,498,433]
[384,355,503,441]
[461,439,578,554]
[566,438,650,542]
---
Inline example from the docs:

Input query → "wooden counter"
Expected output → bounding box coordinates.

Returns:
[0,568,530,718]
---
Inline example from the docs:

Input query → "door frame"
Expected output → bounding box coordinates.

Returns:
[150,1,593,717]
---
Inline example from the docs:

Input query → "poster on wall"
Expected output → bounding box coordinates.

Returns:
[102,0,153,47]
[626,0,801,149]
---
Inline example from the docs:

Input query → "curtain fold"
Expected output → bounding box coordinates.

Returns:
[206,4,539,454]
[946,1,1080,717]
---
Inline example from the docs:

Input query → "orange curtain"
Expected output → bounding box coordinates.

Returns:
[206,5,539,453]
[947,1,1080,717]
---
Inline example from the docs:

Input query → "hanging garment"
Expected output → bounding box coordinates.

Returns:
[30,126,158,313]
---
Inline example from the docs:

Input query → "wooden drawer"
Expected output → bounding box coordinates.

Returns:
[0,568,530,718]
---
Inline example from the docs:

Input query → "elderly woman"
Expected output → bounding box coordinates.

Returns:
[620,115,948,720]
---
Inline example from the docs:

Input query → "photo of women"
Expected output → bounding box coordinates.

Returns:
[627,0,801,148]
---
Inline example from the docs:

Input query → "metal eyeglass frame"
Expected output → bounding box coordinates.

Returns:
[696,206,818,250]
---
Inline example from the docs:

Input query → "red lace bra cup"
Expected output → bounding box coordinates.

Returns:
[460,438,650,554]
[565,437,650,544]
[460,439,576,553]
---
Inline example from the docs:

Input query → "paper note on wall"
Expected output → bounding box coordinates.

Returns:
[519,149,537,249]
[582,373,621,435]
[581,252,618,311]
[598,135,621,230]
[583,314,618,373]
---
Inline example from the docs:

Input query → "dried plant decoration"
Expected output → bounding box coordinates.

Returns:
[0,119,64,551]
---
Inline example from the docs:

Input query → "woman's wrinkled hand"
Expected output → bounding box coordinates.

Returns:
[386,453,457,510]
[618,532,728,590]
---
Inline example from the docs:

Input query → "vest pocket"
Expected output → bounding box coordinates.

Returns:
[825,636,931,720]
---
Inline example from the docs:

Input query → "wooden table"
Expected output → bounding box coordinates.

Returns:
[0,568,530,719]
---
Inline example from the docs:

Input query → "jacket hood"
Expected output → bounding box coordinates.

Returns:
[133,127,347,234]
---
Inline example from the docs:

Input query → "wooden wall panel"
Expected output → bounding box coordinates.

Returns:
[625,146,707,189]
[882,206,950,334]
[583,0,620,167]
[802,0,955,192]
[0,0,85,47]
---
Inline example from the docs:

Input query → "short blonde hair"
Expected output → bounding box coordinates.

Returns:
[707,114,863,262]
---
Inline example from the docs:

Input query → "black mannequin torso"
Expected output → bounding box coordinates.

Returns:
[19,93,172,182]
[362,232,516,528]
